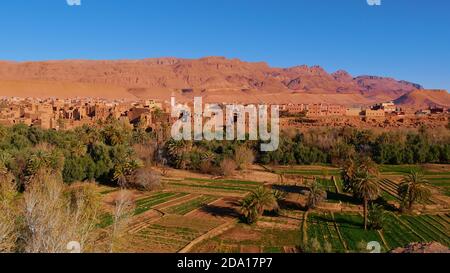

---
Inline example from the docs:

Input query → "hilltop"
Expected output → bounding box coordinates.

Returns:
[394,89,450,108]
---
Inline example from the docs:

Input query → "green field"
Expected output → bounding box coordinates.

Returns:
[277,169,340,176]
[134,192,189,215]
[163,177,263,195]
[103,164,450,253]
[306,211,450,252]
[164,195,219,215]
[332,213,385,252]
[306,213,346,252]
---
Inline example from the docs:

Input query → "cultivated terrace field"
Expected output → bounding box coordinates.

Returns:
[94,164,449,253]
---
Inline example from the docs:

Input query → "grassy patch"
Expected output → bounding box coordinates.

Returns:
[307,213,346,252]
[381,213,422,249]
[99,189,118,195]
[278,169,340,176]
[165,195,219,215]
[333,213,384,252]
[168,182,254,192]
[97,213,113,228]
[380,165,416,174]
[186,177,262,186]
[400,215,450,246]
[134,192,189,215]
[264,246,284,253]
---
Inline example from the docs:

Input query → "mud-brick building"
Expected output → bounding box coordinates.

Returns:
[306,104,346,117]
[283,103,306,114]
[364,109,386,118]
[126,107,153,127]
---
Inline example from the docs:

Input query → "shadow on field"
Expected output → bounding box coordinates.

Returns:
[374,197,399,212]
[326,191,360,205]
[199,203,241,218]
[272,184,309,194]
[277,199,307,211]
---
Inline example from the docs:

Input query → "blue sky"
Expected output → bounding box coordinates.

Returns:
[0,0,449,90]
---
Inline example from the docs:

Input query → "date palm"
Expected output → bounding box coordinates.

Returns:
[398,170,431,211]
[76,125,101,146]
[340,156,381,229]
[342,156,379,188]
[340,158,356,193]
[240,187,278,224]
[165,140,191,169]
[306,178,327,210]
[353,170,380,230]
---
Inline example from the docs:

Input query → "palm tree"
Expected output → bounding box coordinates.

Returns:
[340,156,381,229]
[113,159,141,188]
[76,125,101,146]
[306,178,327,210]
[102,122,130,146]
[353,170,380,230]
[240,187,278,224]
[240,197,258,224]
[132,128,148,144]
[368,204,385,230]
[398,170,431,211]
[358,156,379,176]
[165,139,192,169]
[340,158,356,193]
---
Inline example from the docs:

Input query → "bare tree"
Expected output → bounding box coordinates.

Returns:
[133,143,156,166]
[109,190,135,253]
[0,173,18,253]
[220,158,237,177]
[234,146,255,170]
[130,167,162,191]
[22,171,100,253]
[66,181,101,252]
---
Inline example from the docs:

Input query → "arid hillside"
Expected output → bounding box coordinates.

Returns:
[394,90,450,108]
[0,57,445,106]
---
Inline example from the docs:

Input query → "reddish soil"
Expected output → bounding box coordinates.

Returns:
[220,226,263,242]
[1,57,443,107]
[188,197,242,221]
[240,245,261,253]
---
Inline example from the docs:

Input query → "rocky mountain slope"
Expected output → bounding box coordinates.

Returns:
[0,57,444,107]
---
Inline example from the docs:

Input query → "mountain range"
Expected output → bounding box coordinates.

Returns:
[0,57,448,108]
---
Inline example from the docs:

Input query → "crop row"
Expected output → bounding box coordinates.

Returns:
[164,195,219,215]
[378,179,400,201]
[134,223,205,252]
[167,181,255,193]
[306,213,345,252]
[185,177,262,186]
[399,214,450,246]
[134,192,189,215]
[278,169,340,176]
[383,212,450,249]
[332,213,384,252]
[317,178,338,193]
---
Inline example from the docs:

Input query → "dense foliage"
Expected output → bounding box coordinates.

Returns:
[163,127,450,172]
[1,122,448,187]
[258,128,450,165]
[0,120,147,186]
